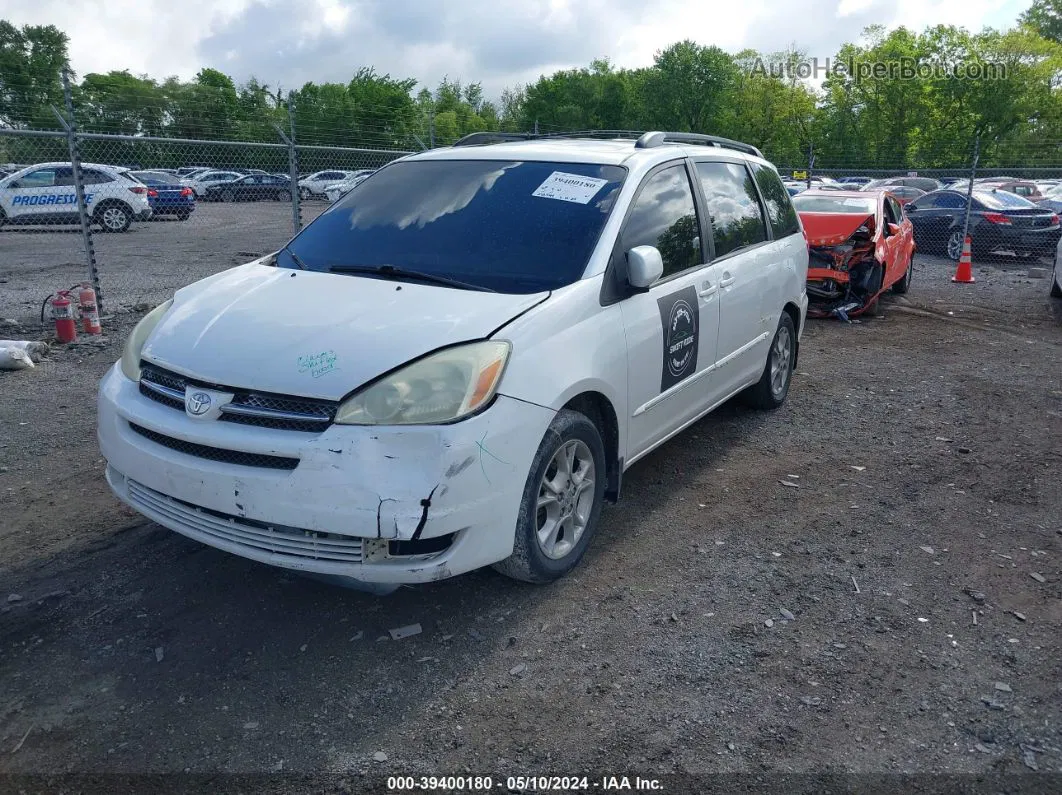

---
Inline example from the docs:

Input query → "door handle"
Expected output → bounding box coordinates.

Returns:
[719,273,736,288]
[697,279,716,297]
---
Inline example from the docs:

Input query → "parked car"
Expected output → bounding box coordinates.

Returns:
[185,170,244,197]
[880,185,925,205]
[793,189,914,318]
[128,170,196,220]
[980,180,1045,202]
[836,176,872,186]
[324,170,375,203]
[202,174,294,203]
[0,162,152,232]
[176,167,211,178]
[862,176,942,193]
[298,170,358,200]
[905,188,1061,260]
[1036,183,1062,214]
[98,130,809,592]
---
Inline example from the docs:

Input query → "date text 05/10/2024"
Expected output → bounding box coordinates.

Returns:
[385,775,664,791]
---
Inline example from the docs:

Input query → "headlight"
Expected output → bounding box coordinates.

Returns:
[335,341,511,425]
[120,299,173,381]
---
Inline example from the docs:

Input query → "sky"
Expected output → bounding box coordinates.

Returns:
[3,0,1035,99]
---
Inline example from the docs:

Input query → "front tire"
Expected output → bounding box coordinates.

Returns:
[744,313,796,410]
[493,409,606,584]
[299,187,311,200]
[276,189,291,202]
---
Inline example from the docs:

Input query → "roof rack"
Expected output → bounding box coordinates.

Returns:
[451,132,537,147]
[634,131,763,159]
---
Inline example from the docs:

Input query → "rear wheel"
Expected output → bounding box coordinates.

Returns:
[744,313,795,410]
[276,189,291,202]
[892,254,913,294]
[95,203,131,233]
[493,409,606,584]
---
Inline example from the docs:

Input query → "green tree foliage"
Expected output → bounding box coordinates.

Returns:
[1021,0,1062,44]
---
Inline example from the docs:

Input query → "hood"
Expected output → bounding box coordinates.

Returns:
[799,213,877,247]
[141,262,549,400]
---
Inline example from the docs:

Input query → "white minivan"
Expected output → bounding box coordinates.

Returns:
[98,131,809,593]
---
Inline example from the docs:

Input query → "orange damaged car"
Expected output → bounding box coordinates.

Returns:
[793,189,915,319]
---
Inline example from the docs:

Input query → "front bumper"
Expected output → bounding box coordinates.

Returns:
[98,363,555,584]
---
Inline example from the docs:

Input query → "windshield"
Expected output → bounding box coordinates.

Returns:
[278,159,627,294]
[792,195,877,215]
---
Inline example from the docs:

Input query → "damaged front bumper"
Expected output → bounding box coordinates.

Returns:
[98,363,555,586]
[806,241,883,319]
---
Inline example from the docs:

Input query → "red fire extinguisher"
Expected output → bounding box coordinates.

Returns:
[78,283,102,335]
[51,291,77,343]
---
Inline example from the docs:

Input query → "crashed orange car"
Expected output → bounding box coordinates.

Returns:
[792,189,915,319]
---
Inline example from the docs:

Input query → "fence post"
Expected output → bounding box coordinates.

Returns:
[428,107,435,149]
[55,68,103,313]
[274,92,302,235]
[961,133,981,246]
[806,142,814,191]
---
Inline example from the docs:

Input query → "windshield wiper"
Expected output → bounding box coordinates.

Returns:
[327,264,496,292]
[282,245,308,270]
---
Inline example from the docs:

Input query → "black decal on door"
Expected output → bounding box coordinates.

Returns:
[657,285,699,392]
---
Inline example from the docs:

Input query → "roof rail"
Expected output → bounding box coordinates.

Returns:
[451,132,536,147]
[635,131,763,159]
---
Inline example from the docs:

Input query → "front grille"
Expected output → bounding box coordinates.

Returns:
[129,423,299,470]
[139,363,337,432]
[127,480,363,563]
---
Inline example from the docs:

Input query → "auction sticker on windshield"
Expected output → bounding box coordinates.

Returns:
[532,171,608,204]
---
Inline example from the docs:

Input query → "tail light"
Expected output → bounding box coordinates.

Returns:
[147,189,158,198]
[983,212,1011,225]
[179,187,193,197]
[1050,214,1060,227]
[128,186,147,195]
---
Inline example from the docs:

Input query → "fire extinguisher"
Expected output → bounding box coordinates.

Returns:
[78,283,102,335]
[50,291,77,343]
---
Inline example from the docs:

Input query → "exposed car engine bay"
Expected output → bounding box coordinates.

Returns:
[806,215,884,319]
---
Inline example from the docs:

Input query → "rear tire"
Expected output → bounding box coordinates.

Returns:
[276,189,291,202]
[492,409,606,584]
[892,255,913,294]
[95,203,132,233]
[744,313,796,410]
[946,230,965,261]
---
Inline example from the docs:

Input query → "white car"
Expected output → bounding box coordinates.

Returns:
[185,170,244,197]
[0,162,152,232]
[98,131,809,593]
[298,169,358,200]
[324,170,375,203]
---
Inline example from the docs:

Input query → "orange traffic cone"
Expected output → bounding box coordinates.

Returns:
[952,235,975,283]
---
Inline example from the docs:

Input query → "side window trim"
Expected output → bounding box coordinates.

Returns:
[743,161,775,242]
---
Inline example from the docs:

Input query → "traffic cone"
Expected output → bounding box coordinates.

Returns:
[952,235,975,283]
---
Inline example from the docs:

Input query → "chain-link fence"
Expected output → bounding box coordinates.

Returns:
[0,76,412,325]
[777,138,1062,270]
[4,73,1062,330]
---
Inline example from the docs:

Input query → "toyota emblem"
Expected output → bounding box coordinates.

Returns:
[186,391,213,416]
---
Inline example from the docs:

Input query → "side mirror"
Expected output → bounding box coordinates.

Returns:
[627,245,664,291]
[887,223,902,236]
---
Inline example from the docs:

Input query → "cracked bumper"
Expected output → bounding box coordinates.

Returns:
[97,363,555,584]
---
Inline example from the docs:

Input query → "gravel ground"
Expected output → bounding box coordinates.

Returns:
[0,250,1060,793]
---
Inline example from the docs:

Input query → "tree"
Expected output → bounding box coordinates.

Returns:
[0,22,69,128]
[1021,0,1062,44]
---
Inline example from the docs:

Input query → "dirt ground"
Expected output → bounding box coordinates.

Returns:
[0,252,1060,794]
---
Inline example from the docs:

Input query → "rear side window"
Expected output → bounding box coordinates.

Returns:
[82,169,114,185]
[621,164,702,280]
[695,161,768,257]
[16,169,57,188]
[750,163,800,238]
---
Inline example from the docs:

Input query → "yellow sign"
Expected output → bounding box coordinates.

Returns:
[792,170,808,180]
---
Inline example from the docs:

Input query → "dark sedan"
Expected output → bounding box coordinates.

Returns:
[905,188,1061,260]
[203,174,294,203]
[128,170,196,220]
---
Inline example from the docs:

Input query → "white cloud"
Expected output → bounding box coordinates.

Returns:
[1,0,1036,97]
